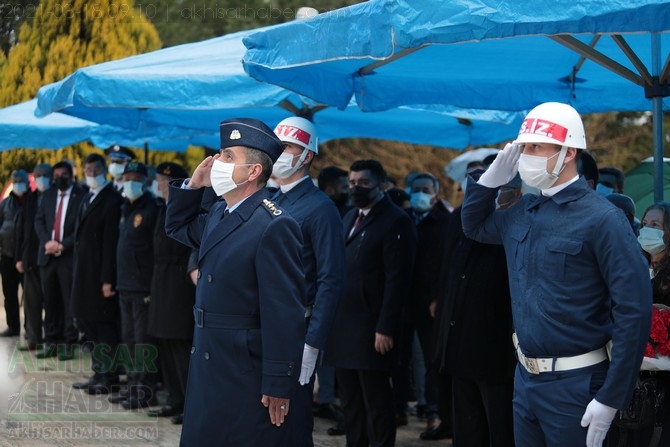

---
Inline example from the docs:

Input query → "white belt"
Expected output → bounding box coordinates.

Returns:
[512,333,608,375]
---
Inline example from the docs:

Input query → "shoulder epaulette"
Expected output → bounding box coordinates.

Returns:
[262,198,283,217]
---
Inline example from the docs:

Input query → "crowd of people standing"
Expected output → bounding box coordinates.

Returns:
[0,102,665,447]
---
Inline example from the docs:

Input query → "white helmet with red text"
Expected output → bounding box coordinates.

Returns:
[273,116,319,153]
[516,102,587,149]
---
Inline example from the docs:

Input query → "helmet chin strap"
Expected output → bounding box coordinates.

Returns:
[550,145,569,178]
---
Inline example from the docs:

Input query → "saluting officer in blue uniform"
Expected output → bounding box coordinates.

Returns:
[271,116,346,445]
[461,102,652,447]
[165,118,307,446]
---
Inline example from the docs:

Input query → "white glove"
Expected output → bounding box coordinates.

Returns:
[298,344,319,385]
[580,398,617,447]
[477,142,522,188]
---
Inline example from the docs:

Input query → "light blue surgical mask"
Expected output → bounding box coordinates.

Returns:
[123,181,145,201]
[12,182,27,197]
[35,176,51,192]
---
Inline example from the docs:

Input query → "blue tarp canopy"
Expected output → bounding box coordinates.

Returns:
[243,0,670,113]
[35,27,522,150]
[242,0,670,198]
[0,99,122,151]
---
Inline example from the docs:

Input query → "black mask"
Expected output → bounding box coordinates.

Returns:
[350,185,377,209]
[54,176,71,191]
[332,192,349,208]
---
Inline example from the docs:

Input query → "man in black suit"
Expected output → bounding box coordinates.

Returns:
[16,163,52,350]
[433,170,518,447]
[34,161,87,359]
[393,172,451,432]
[145,162,195,424]
[326,159,417,447]
[70,153,124,394]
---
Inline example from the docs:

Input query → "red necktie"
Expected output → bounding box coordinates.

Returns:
[352,211,365,233]
[53,191,66,242]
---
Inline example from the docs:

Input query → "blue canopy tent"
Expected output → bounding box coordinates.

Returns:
[0,99,123,151]
[243,0,670,200]
[35,27,523,151]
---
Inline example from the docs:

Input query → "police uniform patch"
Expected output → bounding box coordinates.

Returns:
[262,199,283,216]
[133,214,143,228]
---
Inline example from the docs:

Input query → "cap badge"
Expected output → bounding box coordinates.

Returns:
[230,130,241,140]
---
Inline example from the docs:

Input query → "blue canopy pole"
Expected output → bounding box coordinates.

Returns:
[652,33,664,203]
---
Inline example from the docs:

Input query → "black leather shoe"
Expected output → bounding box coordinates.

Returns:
[171,414,183,425]
[18,342,40,351]
[327,421,346,436]
[107,390,129,404]
[121,396,156,410]
[314,402,344,422]
[57,344,78,361]
[0,328,19,337]
[419,423,452,441]
[396,414,408,427]
[86,381,116,395]
[36,344,57,358]
[146,405,179,417]
[72,377,96,389]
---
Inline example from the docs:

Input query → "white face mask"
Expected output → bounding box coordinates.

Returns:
[85,174,106,190]
[150,181,164,199]
[638,226,666,255]
[109,163,126,178]
[518,151,561,190]
[210,159,251,197]
[12,183,27,197]
[35,176,51,192]
[272,148,309,179]
[123,181,145,201]
[410,192,434,212]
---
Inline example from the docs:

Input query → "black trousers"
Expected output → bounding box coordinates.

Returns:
[77,318,121,382]
[40,255,77,344]
[336,367,396,447]
[157,338,191,410]
[393,316,439,418]
[0,255,22,333]
[23,267,44,343]
[451,375,515,447]
[119,292,157,394]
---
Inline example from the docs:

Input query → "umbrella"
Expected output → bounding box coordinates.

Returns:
[0,99,121,151]
[35,27,523,150]
[443,148,500,183]
[242,0,670,197]
[625,157,670,218]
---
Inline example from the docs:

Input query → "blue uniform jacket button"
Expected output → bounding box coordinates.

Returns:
[190,347,195,354]
[197,271,201,279]
[204,352,210,360]
[207,274,213,283]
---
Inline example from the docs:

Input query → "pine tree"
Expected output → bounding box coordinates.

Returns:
[0,0,161,107]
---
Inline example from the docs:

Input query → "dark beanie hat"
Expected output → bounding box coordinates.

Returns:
[156,162,188,179]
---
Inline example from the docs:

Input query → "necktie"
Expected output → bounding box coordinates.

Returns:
[53,191,66,242]
[351,211,365,234]
[222,208,230,219]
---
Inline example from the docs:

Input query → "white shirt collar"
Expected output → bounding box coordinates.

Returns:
[541,175,580,197]
[279,176,311,193]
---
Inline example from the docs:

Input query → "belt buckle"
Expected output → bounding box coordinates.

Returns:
[195,308,204,328]
[523,356,540,375]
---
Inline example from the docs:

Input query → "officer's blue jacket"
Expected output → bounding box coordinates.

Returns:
[165,184,306,446]
[461,176,651,410]
[274,178,345,349]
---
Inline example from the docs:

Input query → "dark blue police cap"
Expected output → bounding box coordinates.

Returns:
[156,162,188,179]
[123,162,148,177]
[105,144,136,161]
[220,118,285,163]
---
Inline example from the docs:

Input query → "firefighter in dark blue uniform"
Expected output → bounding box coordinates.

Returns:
[271,116,346,445]
[461,102,651,447]
[165,118,307,446]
